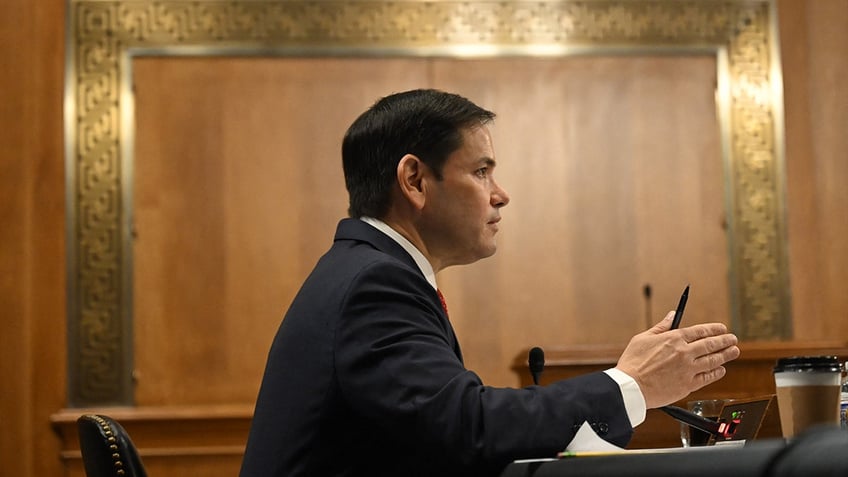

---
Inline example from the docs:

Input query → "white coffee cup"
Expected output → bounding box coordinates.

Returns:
[773,356,842,439]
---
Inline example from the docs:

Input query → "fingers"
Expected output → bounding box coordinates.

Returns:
[649,310,676,334]
[687,328,738,355]
[693,341,740,370]
[694,365,728,387]
[685,329,739,394]
[673,323,739,394]
[621,318,740,408]
[678,323,729,343]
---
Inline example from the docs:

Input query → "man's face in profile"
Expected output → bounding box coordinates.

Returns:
[419,125,510,269]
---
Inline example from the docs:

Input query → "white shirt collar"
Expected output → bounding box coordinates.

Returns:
[359,217,438,291]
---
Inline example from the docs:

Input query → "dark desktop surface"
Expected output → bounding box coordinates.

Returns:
[500,426,848,477]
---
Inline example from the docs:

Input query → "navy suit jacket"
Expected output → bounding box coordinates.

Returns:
[240,219,633,477]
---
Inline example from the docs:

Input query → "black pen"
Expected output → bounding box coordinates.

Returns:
[659,286,706,439]
[670,285,689,330]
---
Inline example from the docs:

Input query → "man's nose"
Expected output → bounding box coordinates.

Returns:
[492,181,510,207]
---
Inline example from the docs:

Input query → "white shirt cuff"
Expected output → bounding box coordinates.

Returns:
[603,368,646,427]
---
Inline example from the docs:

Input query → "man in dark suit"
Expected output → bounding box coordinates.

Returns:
[240,89,740,477]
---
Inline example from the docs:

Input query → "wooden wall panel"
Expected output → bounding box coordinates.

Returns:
[0,1,66,477]
[434,56,726,385]
[781,0,848,340]
[0,2,846,477]
[51,405,252,477]
[132,58,429,405]
[0,3,33,471]
[132,55,725,399]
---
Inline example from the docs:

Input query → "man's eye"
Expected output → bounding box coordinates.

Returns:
[475,167,488,178]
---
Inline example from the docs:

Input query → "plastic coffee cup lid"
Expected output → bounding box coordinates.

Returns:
[773,355,841,373]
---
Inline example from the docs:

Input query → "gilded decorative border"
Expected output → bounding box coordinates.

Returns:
[66,0,789,405]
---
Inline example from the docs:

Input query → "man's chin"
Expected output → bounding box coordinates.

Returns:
[447,247,497,268]
[476,243,498,261]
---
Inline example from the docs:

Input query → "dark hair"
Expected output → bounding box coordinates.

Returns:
[342,89,496,218]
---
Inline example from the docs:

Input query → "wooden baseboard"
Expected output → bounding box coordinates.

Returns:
[51,404,254,477]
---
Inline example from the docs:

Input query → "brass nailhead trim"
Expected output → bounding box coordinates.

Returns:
[88,415,128,477]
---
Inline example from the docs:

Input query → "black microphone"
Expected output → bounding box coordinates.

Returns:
[660,405,723,436]
[528,347,545,385]
[643,283,652,330]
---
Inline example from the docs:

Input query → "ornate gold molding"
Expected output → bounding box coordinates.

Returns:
[65,0,789,405]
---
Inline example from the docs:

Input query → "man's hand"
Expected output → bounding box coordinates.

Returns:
[614,311,740,409]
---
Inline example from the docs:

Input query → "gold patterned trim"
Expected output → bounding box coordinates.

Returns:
[65,0,789,405]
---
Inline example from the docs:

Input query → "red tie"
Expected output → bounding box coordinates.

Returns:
[437,289,449,318]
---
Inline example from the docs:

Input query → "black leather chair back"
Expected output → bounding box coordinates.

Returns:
[77,414,148,477]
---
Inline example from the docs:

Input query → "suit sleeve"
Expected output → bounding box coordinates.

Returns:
[333,260,633,470]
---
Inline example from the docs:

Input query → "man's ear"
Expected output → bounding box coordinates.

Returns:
[397,154,427,210]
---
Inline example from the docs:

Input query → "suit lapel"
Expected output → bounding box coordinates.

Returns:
[333,219,464,363]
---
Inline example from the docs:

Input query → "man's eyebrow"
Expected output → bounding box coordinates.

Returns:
[479,157,496,167]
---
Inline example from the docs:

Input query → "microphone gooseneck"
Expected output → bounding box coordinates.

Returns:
[528,347,545,385]
[660,405,723,436]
